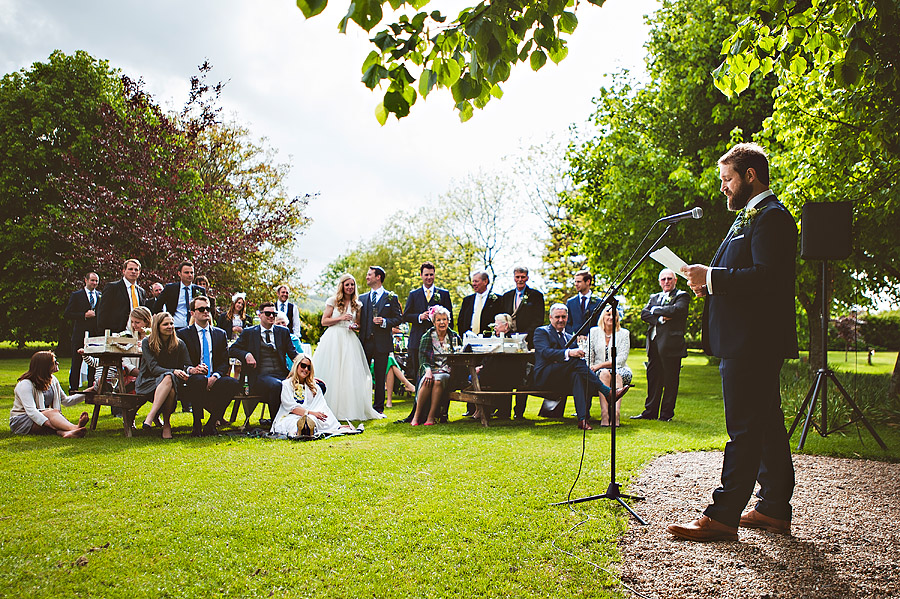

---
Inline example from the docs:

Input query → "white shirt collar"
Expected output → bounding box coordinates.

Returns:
[746,189,774,210]
[260,322,274,331]
[423,285,434,292]
[84,287,95,294]
[122,277,133,287]
[579,291,591,299]
[195,324,209,334]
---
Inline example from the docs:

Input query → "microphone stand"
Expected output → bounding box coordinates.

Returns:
[551,223,676,525]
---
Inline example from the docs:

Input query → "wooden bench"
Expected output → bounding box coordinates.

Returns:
[447,389,567,427]
[227,394,268,431]
[84,392,150,437]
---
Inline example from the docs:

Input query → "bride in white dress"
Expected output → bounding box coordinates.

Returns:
[313,274,383,420]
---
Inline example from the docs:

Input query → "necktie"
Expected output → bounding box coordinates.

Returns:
[201,328,212,373]
[265,329,272,346]
[515,292,522,310]
[89,291,95,309]
[281,302,286,314]
[425,288,432,302]
[130,284,139,309]
[558,330,565,346]
[472,294,483,334]
[183,286,191,314]
[580,296,587,316]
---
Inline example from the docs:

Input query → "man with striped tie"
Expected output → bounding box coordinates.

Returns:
[177,296,240,436]
[64,272,101,393]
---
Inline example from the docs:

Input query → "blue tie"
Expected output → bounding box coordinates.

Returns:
[183,286,191,314]
[201,328,212,373]
[89,291,95,309]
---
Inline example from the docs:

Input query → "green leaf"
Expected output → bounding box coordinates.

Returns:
[418,69,437,97]
[789,53,808,77]
[384,90,411,118]
[559,12,578,34]
[350,0,383,32]
[361,64,388,89]
[296,0,328,19]
[456,100,474,122]
[834,60,860,86]
[361,51,381,74]
[374,101,388,125]
[489,83,503,99]
[530,49,547,71]
[548,43,568,65]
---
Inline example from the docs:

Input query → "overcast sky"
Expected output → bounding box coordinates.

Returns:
[2,0,658,291]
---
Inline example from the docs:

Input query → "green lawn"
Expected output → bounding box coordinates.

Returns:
[1,351,897,598]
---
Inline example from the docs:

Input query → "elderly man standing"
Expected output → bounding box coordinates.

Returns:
[632,268,690,422]
[533,303,625,430]
[145,282,164,313]
[669,142,798,542]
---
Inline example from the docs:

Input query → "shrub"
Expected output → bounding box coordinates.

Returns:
[297,309,324,346]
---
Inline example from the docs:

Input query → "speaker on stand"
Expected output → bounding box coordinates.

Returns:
[788,202,886,450]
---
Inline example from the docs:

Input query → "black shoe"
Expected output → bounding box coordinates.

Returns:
[630,414,655,420]
[660,417,673,422]
[439,416,448,423]
[259,418,273,428]
[395,417,412,424]
[461,411,474,418]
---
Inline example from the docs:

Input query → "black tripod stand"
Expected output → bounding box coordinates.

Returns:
[551,224,680,525]
[788,260,886,450]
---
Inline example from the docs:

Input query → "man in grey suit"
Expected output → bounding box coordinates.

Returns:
[359,266,402,414]
[632,268,690,421]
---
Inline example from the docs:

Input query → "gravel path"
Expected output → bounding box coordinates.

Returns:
[618,452,900,599]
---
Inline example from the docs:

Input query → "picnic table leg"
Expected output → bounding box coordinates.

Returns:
[89,404,101,430]
[228,395,241,423]
[122,408,136,438]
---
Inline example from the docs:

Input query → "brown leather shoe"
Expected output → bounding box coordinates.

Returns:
[577,419,593,430]
[739,509,791,535]
[667,516,738,542]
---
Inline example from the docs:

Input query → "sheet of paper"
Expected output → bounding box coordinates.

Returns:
[650,246,688,278]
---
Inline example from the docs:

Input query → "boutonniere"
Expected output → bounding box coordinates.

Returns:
[732,206,762,233]
[192,286,203,298]
[432,290,442,303]
[662,293,672,305]
[488,293,498,302]
[521,292,530,303]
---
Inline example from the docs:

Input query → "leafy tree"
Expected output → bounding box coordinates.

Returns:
[296,0,599,122]
[0,51,123,346]
[566,0,777,343]
[320,209,477,309]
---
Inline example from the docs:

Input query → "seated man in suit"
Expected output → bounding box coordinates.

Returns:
[565,269,601,335]
[177,296,241,436]
[533,303,625,430]
[229,301,298,426]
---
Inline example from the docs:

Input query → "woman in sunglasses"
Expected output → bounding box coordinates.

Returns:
[272,356,348,437]
[10,351,89,437]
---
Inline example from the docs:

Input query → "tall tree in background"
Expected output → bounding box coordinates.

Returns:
[566,0,777,342]
[0,51,123,346]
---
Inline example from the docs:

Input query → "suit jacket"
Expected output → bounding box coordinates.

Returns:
[640,289,690,358]
[96,279,145,334]
[154,282,206,315]
[403,286,454,354]
[457,291,501,337]
[228,324,298,384]
[703,195,799,359]
[359,289,403,353]
[177,325,231,377]
[532,325,573,390]
[64,288,100,343]
[565,294,601,335]
[500,285,545,348]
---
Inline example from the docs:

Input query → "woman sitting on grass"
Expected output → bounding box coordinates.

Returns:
[272,355,350,437]
[411,306,461,426]
[10,351,88,438]
[138,312,191,439]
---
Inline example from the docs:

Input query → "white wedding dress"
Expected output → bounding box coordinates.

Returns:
[312,298,382,420]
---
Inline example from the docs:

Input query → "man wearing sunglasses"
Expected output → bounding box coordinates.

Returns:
[229,301,298,426]
[177,296,240,436]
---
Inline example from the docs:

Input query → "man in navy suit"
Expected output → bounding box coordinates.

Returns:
[229,301,298,426]
[565,270,601,335]
[154,261,206,329]
[670,143,798,542]
[177,296,241,436]
[360,266,403,414]
[500,266,545,349]
[63,272,100,392]
[633,269,690,421]
[96,259,146,334]
[457,270,500,338]
[533,304,623,430]
[402,262,454,381]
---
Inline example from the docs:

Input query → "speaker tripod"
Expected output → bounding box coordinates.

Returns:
[788,260,886,450]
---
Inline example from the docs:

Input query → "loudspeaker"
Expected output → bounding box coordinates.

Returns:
[801,202,852,260]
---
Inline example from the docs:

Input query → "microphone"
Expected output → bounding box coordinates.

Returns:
[658,207,703,224]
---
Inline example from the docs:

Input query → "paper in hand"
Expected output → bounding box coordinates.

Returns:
[650,246,688,278]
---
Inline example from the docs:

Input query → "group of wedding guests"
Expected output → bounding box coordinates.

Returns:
[15,258,642,439]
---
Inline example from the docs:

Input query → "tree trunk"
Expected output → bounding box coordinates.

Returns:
[891,352,900,398]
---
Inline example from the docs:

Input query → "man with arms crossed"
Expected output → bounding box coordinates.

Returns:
[669,143,798,541]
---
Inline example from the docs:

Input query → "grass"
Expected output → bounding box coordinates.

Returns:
[1,351,898,598]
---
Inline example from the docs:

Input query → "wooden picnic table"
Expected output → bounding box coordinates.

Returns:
[83,347,147,437]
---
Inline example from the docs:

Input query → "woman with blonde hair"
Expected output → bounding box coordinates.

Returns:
[412,306,461,426]
[138,312,191,438]
[588,304,633,426]
[312,274,381,420]
[272,355,347,437]
[10,351,88,437]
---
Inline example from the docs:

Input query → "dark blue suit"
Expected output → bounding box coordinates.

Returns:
[229,324,298,420]
[64,288,100,391]
[360,289,403,412]
[155,282,206,327]
[565,294,601,335]
[702,194,798,528]
[178,324,241,434]
[533,325,611,421]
